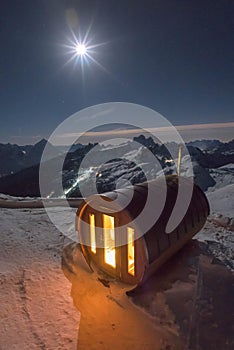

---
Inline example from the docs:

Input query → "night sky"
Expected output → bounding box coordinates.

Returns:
[0,0,233,144]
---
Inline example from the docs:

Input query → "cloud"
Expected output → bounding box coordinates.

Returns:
[5,122,233,146]
[175,122,234,131]
[78,107,115,122]
[54,122,234,144]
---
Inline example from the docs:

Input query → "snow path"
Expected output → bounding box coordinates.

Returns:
[0,208,79,350]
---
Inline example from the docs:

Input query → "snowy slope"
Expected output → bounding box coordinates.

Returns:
[0,207,80,349]
[207,183,234,217]
[0,179,233,349]
[208,163,234,191]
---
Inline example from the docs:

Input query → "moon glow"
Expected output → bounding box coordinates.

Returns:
[76,43,87,56]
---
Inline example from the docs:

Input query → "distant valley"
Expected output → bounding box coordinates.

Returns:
[0,136,233,198]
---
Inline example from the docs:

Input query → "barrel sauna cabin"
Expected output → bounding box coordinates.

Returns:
[76,175,209,285]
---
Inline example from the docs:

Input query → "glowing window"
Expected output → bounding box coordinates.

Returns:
[127,227,135,276]
[103,214,116,268]
[89,213,96,254]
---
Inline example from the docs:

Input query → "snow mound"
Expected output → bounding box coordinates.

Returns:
[207,184,234,218]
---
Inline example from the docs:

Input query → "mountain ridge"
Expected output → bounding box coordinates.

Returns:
[0,136,233,197]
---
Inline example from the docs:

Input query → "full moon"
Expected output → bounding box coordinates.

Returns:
[64,30,105,70]
[76,43,87,56]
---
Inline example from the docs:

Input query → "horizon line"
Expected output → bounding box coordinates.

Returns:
[2,121,234,145]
